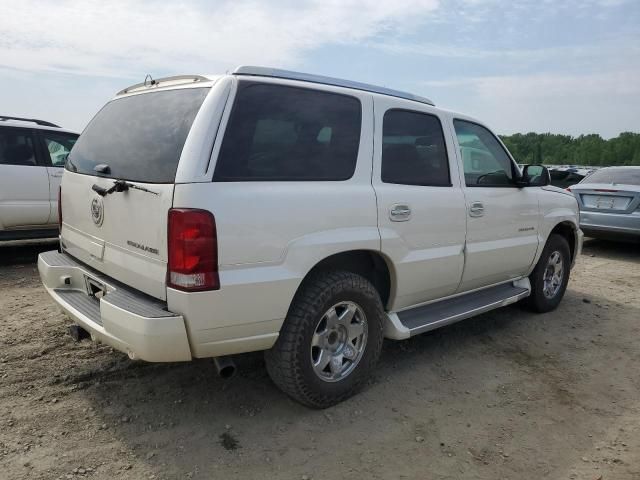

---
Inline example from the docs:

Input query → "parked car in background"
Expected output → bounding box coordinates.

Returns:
[569,166,640,240]
[549,169,585,189]
[0,116,79,241]
[38,67,581,407]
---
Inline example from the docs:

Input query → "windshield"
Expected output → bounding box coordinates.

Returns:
[582,168,640,186]
[67,87,209,183]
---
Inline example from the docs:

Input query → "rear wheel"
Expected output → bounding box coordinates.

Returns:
[523,233,571,313]
[265,271,384,408]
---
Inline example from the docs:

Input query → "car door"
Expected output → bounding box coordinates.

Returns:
[0,127,51,228]
[36,130,79,225]
[452,119,540,292]
[373,99,467,311]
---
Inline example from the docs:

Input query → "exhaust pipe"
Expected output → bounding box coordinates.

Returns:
[68,324,90,342]
[213,356,236,379]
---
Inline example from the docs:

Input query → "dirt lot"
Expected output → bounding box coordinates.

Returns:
[1,240,639,480]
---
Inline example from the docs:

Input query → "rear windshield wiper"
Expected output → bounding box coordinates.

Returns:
[92,179,159,197]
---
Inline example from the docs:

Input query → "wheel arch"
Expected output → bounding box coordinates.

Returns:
[293,249,396,310]
[549,221,578,264]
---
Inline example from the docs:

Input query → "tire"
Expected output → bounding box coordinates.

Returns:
[265,270,385,408]
[522,233,571,313]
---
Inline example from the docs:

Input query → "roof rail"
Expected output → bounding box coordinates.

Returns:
[233,66,435,106]
[0,116,60,128]
[117,74,210,96]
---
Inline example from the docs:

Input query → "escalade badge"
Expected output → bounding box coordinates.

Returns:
[127,240,159,255]
[90,196,104,226]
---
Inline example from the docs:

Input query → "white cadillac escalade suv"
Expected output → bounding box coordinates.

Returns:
[39,67,582,408]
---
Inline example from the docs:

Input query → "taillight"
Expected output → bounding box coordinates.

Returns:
[167,208,219,292]
[57,186,62,230]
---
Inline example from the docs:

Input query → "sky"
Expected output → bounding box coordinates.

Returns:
[0,0,638,138]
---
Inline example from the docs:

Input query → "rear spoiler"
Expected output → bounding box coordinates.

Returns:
[117,75,210,96]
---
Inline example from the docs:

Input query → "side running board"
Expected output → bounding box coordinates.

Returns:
[384,280,531,340]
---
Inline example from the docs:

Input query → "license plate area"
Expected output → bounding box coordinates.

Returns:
[84,276,107,300]
[582,194,631,211]
[596,196,614,209]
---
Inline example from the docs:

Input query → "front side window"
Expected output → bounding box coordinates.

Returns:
[41,132,78,167]
[214,82,362,181]
[454,120,516,187]
[381,109,450,186]
[0,128,37,166]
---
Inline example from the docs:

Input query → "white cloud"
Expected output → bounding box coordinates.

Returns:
[0,0,439,77]
[375,37,640,63]
[426,69,640,137]
[0,0,637,136]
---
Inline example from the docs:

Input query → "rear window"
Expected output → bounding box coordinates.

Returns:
[214,82,362,181]
[582,168,640,186]
[67,88,209,183]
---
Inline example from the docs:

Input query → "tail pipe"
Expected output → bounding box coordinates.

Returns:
[68,324,90,342]
[213,356,236,379]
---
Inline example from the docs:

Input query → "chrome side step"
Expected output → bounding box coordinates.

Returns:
[384,279,530,340]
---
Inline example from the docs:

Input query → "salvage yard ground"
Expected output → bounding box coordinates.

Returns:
[1,239,639,480]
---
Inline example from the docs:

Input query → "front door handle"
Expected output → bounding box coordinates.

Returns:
[390,204,411,222]
[469,201,484,217]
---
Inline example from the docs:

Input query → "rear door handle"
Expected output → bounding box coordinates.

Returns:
[390,204,411,222]
[469,201,484,217]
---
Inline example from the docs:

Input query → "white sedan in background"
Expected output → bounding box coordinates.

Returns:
[569,166,640,240]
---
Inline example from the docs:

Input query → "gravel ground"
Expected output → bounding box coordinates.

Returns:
[0,239,639,480]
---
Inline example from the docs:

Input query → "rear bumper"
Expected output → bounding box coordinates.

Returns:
[38,250,192,362]
[580,210,640,237]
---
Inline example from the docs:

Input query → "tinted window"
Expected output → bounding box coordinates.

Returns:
[214,82,361,181]
[67,88,209,183]
[454,120,516,187]
[550,170,584,189]
[0,128,36,165]
[582,168,640,186]
[0,128,37,166]
[41,132,78,167]
[381,110,450,186]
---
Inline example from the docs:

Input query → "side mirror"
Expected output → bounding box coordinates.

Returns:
[518,164,550,187]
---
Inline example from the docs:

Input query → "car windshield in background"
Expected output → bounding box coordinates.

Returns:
[67,88,210,183]
[582,168,640,186]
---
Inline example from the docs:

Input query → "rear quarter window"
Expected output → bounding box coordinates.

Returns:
[213,82,362,181]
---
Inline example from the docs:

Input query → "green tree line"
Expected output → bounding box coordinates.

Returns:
[499,132,640,166]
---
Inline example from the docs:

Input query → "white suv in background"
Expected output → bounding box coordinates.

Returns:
[38,67,582,408]
[0,116,79,241]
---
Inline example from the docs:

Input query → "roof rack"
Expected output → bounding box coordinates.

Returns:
[117,74,210,96]
[233,66,435,106]
[0,116,60,128]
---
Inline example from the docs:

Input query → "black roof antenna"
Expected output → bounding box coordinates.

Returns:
[144,74,157,87]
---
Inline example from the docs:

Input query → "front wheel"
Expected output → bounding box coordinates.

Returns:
[522,233,571,313]
[265,271,385,408]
